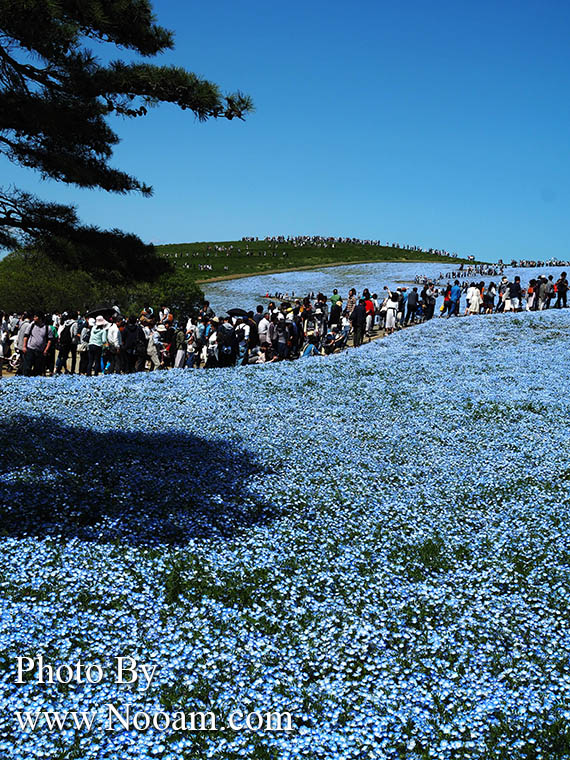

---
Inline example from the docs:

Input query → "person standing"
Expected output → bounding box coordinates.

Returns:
[384,291,399,334]
[440,285,451,317]
[484,282,497,313]
[405,287,419,324]
[253,305,265,325]
[22,312,52,376]
[510,276,522,311]
[78,320,92,374]
[217,317,236,367]
[0,312,7,378]
[351,299,366,347]
[329,299,342,330]
[545,275,555,309]
[44,318,58,375]
[87,316,108,376]
[68,311,80,374]
[467,285,482,315]
[555,272,568,308]
[346,288,357,316]
[448,281,461,317]
[424,283,436,320]
[172,322,187,368]
[146,320,163,370]
[54,312,76,375]
[105,314,123,374]
[330,288,341,307]
[122,316,141,373]
[538,276,549,310]
[16,313,31,375]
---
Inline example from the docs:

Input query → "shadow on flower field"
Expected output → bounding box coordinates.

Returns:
[1,414,272,544]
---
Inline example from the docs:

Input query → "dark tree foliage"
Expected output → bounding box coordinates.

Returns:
[0,248,204,316]
[0,0,253,272]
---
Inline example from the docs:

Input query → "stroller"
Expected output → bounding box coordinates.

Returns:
[2,336,22,373]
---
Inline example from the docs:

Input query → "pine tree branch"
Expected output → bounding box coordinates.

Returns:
[0,44,59,90]
[0,0,254,257]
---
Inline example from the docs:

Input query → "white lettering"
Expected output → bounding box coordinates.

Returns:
[84,664,104,684]
[114,658,156,691]
[265,711,293,731]
[43,711,69,731]
[246,711,264,731]
[115,657,137,685]
[132,711,151,731]
[152,711,170,731]
[15,711,41,730]
[38,655,54,684]
[229,709,244,730]
[171,711,187,731]
[54,664,73,685]
[187,711,217,731]
[71,711,97,731]
[139,662,157,691]
[15,657,35,684]
[106,703,130,731]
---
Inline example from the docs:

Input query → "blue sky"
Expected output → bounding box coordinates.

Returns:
[3,0,570,262]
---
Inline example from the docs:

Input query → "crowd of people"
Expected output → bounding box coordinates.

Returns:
[242,235,467,258]
[161,235,472,273]
[1,271,567,378]
[509,258,570,268]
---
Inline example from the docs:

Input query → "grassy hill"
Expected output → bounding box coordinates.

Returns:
[156,238,478,282]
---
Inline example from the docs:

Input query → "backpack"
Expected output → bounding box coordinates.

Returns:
[135,326,147,357]
[217,325,234,347]
[58,323,72,348]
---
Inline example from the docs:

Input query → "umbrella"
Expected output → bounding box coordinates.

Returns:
[227,308,249,318]
[86,304,117,319]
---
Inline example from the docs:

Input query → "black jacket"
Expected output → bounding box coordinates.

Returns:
[351,303,366,327]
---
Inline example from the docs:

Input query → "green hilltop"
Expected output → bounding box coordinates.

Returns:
[156,238,478,282]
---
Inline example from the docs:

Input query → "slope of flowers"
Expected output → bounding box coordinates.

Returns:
[205,262,570,312]
[1,310,570,759]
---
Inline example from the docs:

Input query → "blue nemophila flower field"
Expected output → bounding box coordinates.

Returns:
[1,310,570,759]
[205,262,570,312]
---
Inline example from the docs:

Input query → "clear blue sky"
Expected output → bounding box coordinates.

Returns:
[3,0,570,262]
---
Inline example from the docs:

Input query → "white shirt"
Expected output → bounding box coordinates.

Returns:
[107,323,122,348]
[258,317,270,336]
